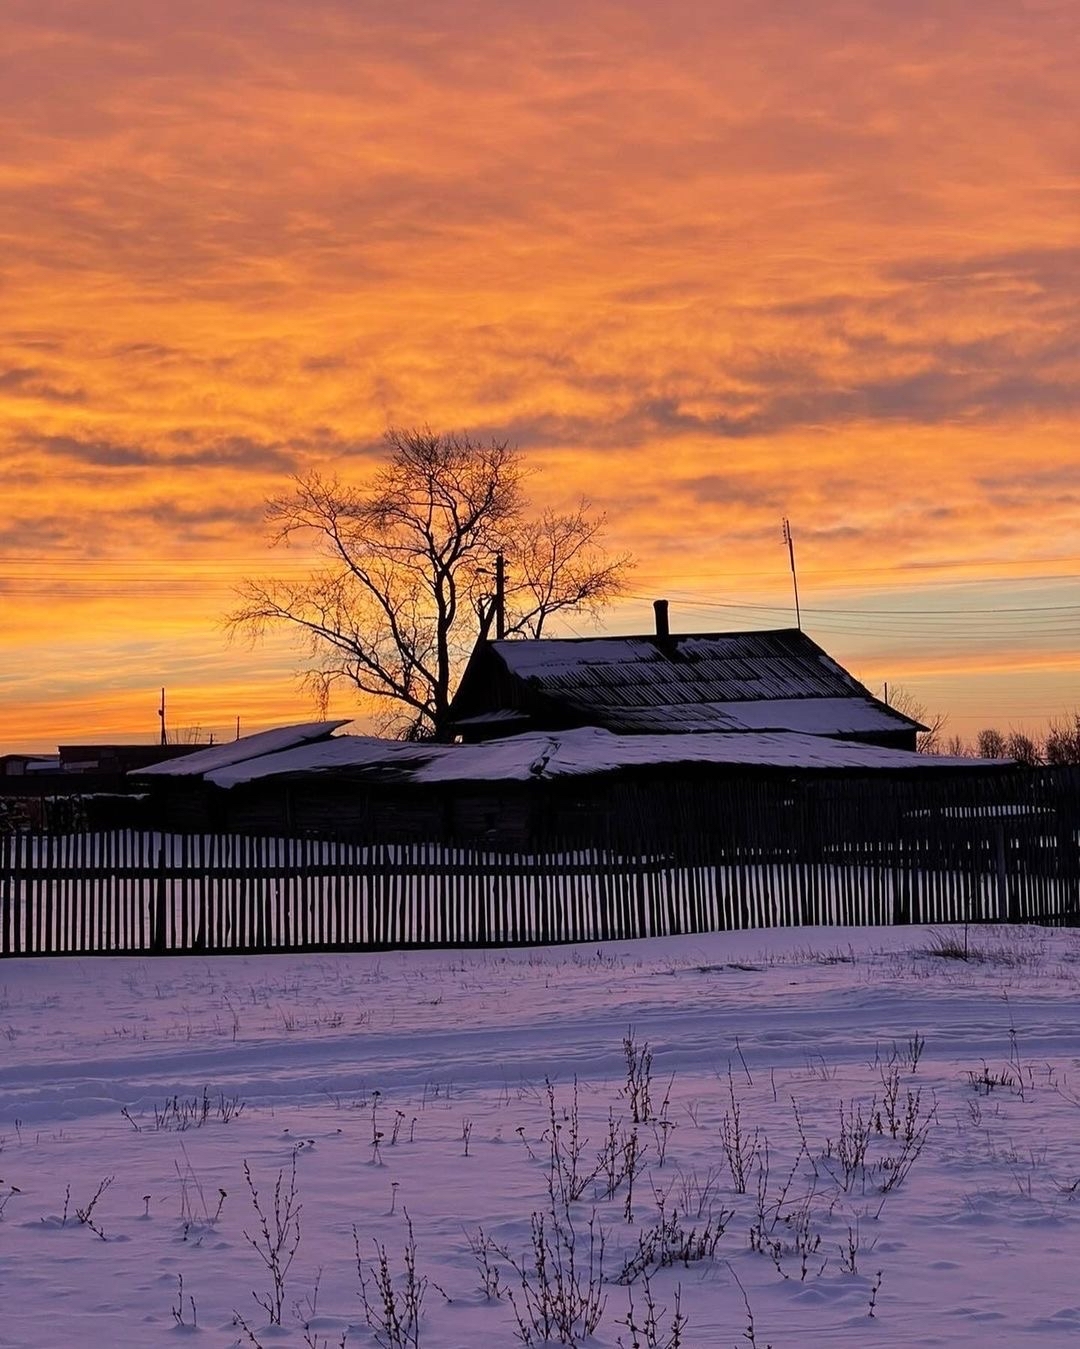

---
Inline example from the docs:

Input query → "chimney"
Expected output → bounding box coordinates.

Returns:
[653,599,670,639]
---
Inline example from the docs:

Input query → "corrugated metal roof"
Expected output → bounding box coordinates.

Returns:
[458,631,921,738]
[570,697,913,736]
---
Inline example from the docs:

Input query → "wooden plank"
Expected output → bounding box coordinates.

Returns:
[0,834,10,955]
[5,771,1080,960]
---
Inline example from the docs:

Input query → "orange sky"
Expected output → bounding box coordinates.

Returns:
[2,0,1078,753]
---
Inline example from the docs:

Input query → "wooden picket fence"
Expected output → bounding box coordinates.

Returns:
[2,766,1079,955]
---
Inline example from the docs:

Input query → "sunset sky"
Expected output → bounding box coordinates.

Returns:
[2,0,1078,753]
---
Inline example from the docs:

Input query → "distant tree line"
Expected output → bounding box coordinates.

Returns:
[885,685,1080,764]
[935,718,1080,766]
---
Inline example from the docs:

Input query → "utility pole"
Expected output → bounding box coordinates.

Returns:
[494,552,506,639]
[158,687,167,745]
[781,518,802,631]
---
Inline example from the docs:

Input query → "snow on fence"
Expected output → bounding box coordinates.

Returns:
[1,806,1078,957]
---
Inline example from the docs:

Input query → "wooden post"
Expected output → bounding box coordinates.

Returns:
[1055,783,1080,925]
[0,833,12,955]
[495,553,506,640]
[152,839,168,953]
[994,820,1010,922]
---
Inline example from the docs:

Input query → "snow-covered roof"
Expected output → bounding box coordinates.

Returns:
[680,697,913,736]
[452,709,531,728]
[448,630,924,739]
[412,729,969,782]
[203,726,998,790]
[132,721,351,778]
[206,735,432,788]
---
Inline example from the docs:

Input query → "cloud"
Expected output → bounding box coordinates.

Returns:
[885,246,1080,291]
[979,464,1080,493]
[0,366,86,403]
[0,514,81,552]
[25,433,299,474]
[975,463,1080,513]
[0,367,44,388]
[487,358,1078,452]
[1,0,1078,744]
[679,473,783,509]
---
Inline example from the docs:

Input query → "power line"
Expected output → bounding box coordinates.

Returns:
[634,552,1080,577]
[626,593,1080,617]
[634,570,1080,593]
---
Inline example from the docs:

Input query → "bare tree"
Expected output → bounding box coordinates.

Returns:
[885,685,948,754]
[975,727,1008,759]
[945,724,1067,765]
[1043,715,1080,764]
[503,502,629,639]
[1003,730,1041,766]
[229,427,632,738]
[942,722,1076,765]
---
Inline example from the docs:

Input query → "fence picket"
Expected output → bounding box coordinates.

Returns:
[4,767,1080,956]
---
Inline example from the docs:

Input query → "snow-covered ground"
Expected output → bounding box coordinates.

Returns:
[3,923,1080,1347]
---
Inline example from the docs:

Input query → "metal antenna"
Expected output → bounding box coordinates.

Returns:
[781,518,802,631]
[158,687,167,745]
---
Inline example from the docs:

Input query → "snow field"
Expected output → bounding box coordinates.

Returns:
[2,925,1080,1346]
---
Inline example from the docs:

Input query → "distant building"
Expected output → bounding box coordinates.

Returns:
[56,744,201,775]
[0,742,206,831]
[0,754,61,776]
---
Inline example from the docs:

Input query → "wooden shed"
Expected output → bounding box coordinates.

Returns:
[133,721,1007,851]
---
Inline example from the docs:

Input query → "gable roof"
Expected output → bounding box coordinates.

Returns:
[447,629,923,739]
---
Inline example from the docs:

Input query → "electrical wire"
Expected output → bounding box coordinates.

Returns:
[0,557,1076,646]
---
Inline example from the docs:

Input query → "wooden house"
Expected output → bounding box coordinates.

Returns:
[446,606,924,751]
[130,612,1015,854]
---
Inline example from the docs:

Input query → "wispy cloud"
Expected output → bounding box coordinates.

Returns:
[1,0,1077,743]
